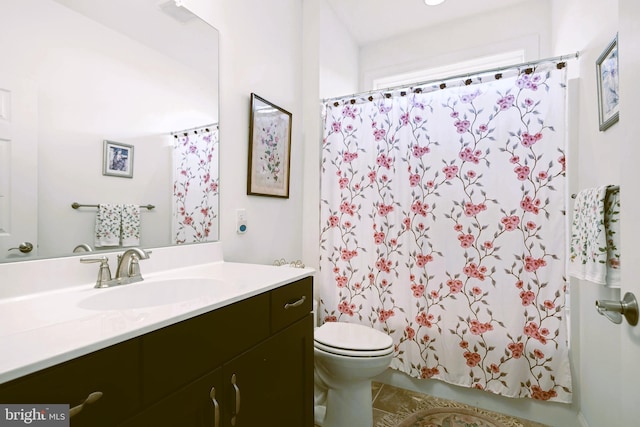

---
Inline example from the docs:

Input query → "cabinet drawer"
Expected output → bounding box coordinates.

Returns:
[270,277,313,333]
[141,292,269,405]
[0,338,140,427]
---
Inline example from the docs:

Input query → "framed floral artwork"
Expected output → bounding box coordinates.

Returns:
[103,140,134,178]
[596,34,619,131]
[247,93,292,198]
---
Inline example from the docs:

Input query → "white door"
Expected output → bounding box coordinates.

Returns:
[619,1,640,424]
[0,73,38,260]
[620,129,640,420]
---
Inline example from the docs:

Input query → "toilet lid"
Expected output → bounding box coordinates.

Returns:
[314,322,394,352]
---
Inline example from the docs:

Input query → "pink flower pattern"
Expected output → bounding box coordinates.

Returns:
[319,65,571,402]
[173,127,219,244]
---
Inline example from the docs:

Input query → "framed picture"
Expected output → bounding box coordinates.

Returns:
[247,93,292,198]
[596,34,619,131]
[103,140,134,178]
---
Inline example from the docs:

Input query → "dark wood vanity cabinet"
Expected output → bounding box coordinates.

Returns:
[131,276,314,427]
[0,338,141,427]
[126,315,313,427]
[0,276,313,427]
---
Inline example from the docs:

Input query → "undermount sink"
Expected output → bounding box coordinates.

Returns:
[78,278,223,310]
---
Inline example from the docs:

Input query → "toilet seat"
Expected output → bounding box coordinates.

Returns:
[314,341,394,357]
[314,322,394,357]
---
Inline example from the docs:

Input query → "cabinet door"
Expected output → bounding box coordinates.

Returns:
[141,292,269,405]
[0,338,140,427]
[223,314,313,427]
[120,368,223,427]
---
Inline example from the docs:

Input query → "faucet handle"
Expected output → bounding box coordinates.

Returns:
[128,254,142,278]
[128,250,152,278]
[80,256,113,288]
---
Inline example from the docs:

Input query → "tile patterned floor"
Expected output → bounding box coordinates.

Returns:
[316,381,548,427]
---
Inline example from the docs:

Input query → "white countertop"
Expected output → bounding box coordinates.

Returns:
[0,260,314,384]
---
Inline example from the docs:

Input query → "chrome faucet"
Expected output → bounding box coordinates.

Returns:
[73,243,93,253]
[115,247,151,284]
[81,248,150,288]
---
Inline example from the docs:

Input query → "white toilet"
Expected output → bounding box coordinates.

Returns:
[314,321,394,427]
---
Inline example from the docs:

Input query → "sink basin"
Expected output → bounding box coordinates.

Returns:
[78,278,222,310]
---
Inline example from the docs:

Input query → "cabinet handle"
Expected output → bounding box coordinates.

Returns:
[284,295,306,310]
[231,373,241,426]
[209,387,220,427]
[69,391,103,418]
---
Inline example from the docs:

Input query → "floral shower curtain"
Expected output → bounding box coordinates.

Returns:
[173,125,219,243]
[319,62,572,402]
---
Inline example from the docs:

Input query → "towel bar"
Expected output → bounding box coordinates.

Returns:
[71,202,155,210]
[571,185,619,199]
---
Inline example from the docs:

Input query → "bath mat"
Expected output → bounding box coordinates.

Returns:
[375,394,547,427]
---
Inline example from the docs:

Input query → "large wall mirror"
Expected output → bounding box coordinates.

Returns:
[0,0,219,263]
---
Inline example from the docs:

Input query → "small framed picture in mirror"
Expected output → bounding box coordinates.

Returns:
[103,140,134,178]
[596,34,619,131]
[247,93,292,198]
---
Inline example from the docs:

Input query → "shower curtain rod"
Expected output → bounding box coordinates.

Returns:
[171,122,218,136]
[322,52,580,105]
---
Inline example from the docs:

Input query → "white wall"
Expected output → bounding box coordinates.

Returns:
[319,1,360,99]
[359,1,551,91]
[184,0,305,265]
[551,1,623,426]
[301,0,322,289]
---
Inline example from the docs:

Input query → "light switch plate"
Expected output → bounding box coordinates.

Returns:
[236,209,247,234]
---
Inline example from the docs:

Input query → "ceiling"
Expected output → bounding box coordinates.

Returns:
[325,0,531,45]
[52,0,218,73]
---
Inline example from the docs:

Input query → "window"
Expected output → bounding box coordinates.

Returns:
[372,50,525,89]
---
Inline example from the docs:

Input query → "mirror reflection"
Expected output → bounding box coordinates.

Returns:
[0,0,219,263]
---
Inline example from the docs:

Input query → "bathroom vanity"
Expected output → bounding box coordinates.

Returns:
[0,248,314,427]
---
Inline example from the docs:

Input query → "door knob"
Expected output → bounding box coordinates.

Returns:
[596,292,639,326]
[8,242,33,253]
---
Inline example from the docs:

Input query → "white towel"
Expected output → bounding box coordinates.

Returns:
[95,204,122,247]
[121,204,141,247]
[569,186,621,286]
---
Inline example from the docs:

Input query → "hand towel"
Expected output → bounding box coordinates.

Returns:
[121,204,141,247]
[95,204,122,247]
[603,187,621,287]
[569,185,620,285]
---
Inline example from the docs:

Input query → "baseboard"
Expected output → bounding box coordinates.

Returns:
[577,411,590,427]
